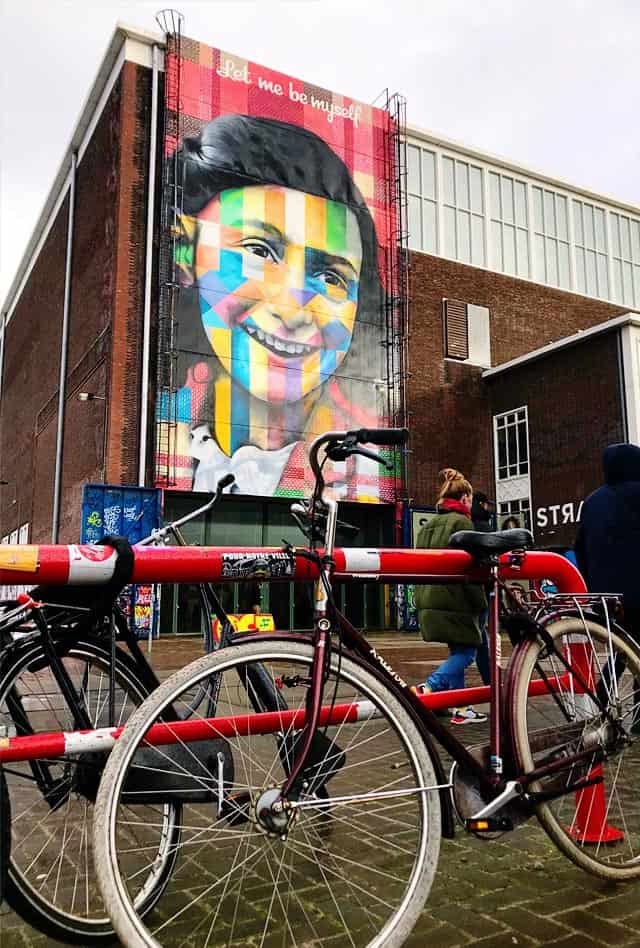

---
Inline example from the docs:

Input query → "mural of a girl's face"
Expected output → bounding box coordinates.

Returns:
[186,185,363,403]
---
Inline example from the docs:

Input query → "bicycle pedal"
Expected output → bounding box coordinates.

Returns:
[465,816,514,833]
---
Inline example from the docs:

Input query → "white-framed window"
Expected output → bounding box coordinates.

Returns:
[498,498,531,530]
[1,536,8,545]
[442,299,491,366]
[9,530,18,545]
[18,523,29,545]
[407,145,437,254]
[494,407,529,480]
[489,172,529,278]
[532,187,570,289]
[441,156,485,267]
[610,212,640,307]
[573,200,609,299]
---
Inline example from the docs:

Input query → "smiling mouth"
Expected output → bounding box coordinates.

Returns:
[243,323,318,358]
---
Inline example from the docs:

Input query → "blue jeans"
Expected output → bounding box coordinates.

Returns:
[427,645,477,692]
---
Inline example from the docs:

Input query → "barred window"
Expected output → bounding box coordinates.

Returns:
[532,187,570,289]
[573,200,609,299]
[441,156,485,267]
[610,212,640,307]
[498,499,531,530]
[489,172,529,278]
[494,408,529,479]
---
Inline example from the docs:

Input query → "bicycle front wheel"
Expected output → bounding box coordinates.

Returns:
[511,615,640,880]
[94,638,441,948]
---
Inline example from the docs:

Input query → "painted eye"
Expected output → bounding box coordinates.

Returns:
[241,239,278,262]
[317,270,348,292]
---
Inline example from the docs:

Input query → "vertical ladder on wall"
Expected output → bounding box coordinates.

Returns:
[154,10,185,487]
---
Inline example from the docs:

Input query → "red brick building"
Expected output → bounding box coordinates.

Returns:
[1,23,639,627]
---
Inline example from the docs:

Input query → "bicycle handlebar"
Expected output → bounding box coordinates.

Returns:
[308,428,408,503]
[354,427,409,447]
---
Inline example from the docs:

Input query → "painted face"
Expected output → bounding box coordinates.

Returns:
[187,185,363,403]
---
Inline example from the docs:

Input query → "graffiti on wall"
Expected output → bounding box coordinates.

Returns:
[157,41,400,502]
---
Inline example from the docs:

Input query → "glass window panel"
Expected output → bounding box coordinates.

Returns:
[471,214,485,267]
[584,205,595,249]
[613,259,623,301]
[556,195,568,241]
[534,233,546,281]
[497,427,507,477]
[407,145,421,194]
[575,247,586,294]
[611,214,621,257]
[517,408,525,421]
[514,181,527,227]
[422,151,436,200]
[573,202,584,245]
[585,249,597,296]
[516,228,529,277]
[546,237,558,285]
[623,261,633,304]
[507,424,518,476]
[621,217,632,258]
[634,266,640,304]
[518,423,528,468]
[443,205,456,257]
[489,173,501,218]
[503,223,516,274]
[501,177,514,224]
[423,200,437,254]
[456,162,470,210]
[408,195,422,250]
[457,210,471,262]
[597,254,609,298]
[533,188,543,232]
[558,241,570,289]
[544,191,556,236]
[595,208,606,252]
[491,220,503,270]
[442,157,455,206]
[470,166,483,214]
[631,221,640,262]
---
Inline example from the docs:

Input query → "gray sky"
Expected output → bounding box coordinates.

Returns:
[1,0,639,304]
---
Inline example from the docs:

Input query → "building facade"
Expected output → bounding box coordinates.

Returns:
[1,22,639,629]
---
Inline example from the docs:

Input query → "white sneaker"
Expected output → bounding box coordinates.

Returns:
[450,706,488,725]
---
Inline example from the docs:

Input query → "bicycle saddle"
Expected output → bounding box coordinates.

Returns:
[448,528,534,558]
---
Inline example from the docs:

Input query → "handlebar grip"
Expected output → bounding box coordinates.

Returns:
[355,427,409,447]
[217,473,236,491]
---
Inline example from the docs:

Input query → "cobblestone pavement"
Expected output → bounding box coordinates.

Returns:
[2,633,640,947]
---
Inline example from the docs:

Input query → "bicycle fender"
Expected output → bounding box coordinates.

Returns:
[232,632,455,838]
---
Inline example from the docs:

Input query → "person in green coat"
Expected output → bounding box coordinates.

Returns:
[414,468,488,724]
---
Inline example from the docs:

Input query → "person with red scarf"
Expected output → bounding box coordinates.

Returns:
[413,468,488,724]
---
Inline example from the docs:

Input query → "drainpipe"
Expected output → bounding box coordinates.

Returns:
[0,311,6,401]
[138,43,160,487]
[51,153,77,542]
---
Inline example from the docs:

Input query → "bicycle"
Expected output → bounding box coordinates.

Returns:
[0,476,244,943]
[86,427,640,948]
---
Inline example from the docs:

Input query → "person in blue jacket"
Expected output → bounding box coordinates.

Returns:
[574,442,640,641]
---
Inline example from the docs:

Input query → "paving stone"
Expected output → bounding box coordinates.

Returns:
[554,907,638,944]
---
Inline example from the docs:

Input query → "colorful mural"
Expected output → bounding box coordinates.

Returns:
[157,40,400,501]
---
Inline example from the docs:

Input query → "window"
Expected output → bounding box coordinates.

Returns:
[407,144,437,254]
[495,408,529,479]
[498,498,531,530]
[610,212,640,307]
[18,523,29,544]
[532,187,570,289]
[442,299,491,366]
[441,156,485,266]
[573,200,609,299]
[489,172,529,278]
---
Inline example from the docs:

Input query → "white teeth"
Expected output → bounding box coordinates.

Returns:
[245,324,312,356]
[273,336,286,352]
[285,342,297,354]
[246,325,256,335]
[257,329,265,342]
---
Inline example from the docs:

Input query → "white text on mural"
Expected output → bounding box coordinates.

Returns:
[217,57,363,127]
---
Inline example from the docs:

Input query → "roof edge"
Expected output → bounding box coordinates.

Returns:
[406,123,640,219]
[482,312,640,379]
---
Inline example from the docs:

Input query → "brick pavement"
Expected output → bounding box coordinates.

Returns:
[2,633,640,947]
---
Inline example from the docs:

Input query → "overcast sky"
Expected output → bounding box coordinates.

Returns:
[1,0,639,304]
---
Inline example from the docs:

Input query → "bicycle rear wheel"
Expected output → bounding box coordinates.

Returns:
[94,638,441,948]
[511,615,640,880]
[0,635,180,943]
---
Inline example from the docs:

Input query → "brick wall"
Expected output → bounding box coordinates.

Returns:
[487,331,625,547]
[407,251,631,508]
